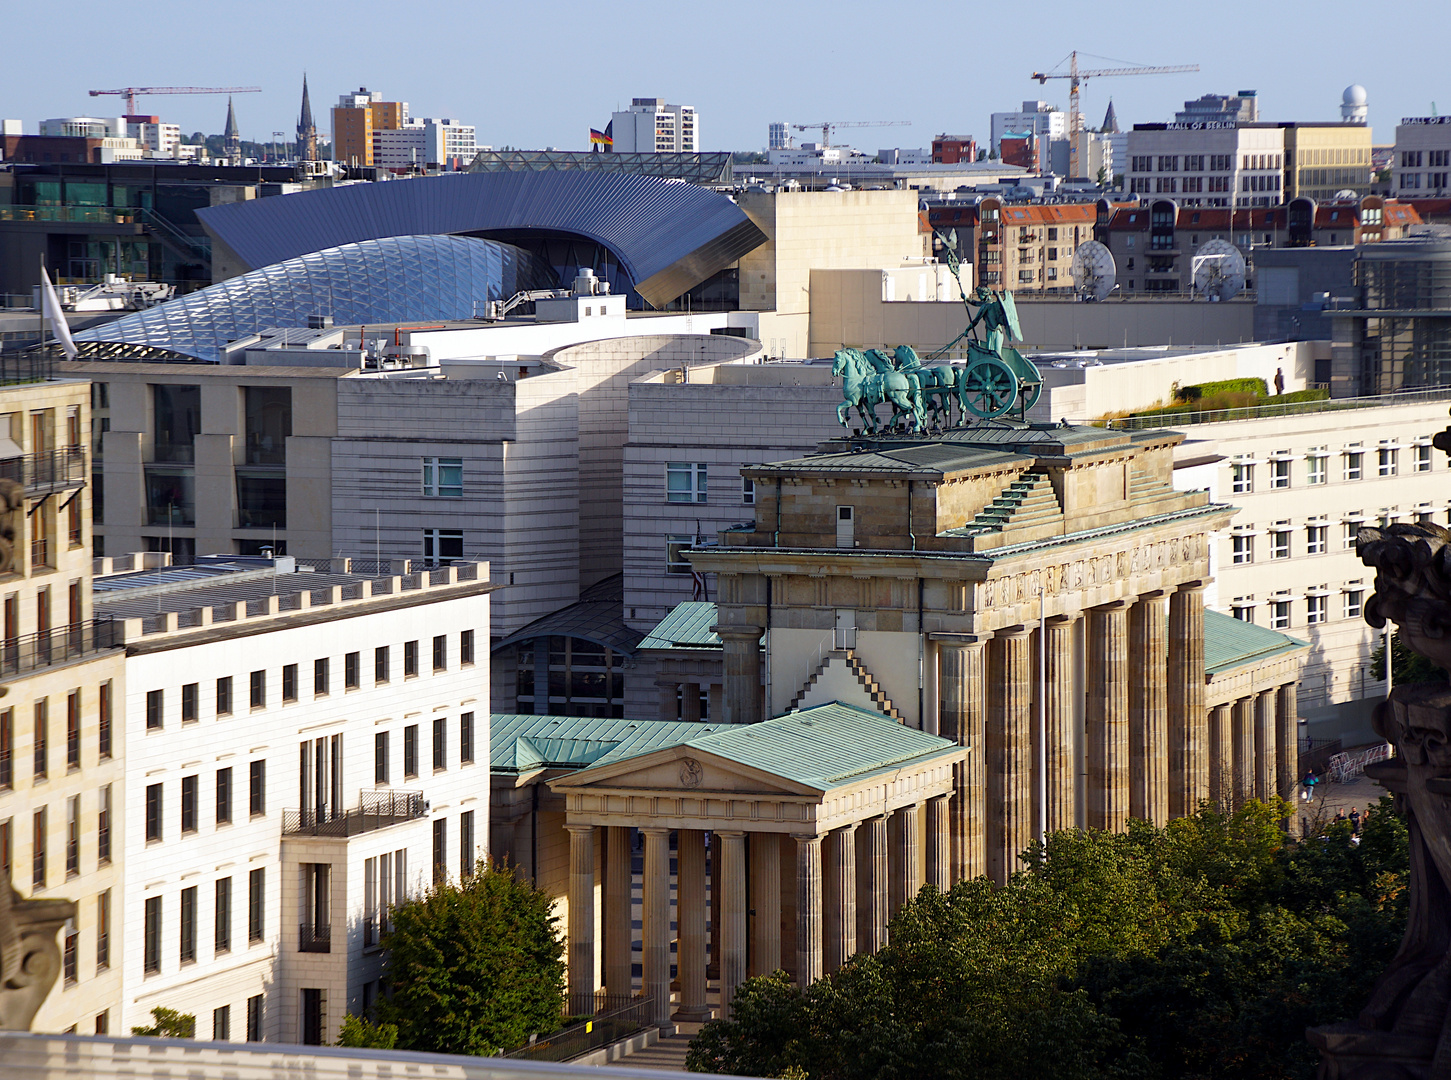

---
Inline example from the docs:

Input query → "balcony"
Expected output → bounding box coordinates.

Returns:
[297,923,331,953]
[0,351,55,386]
[0,617,122,676]
[0,447,86,497]
[282,790,426,838]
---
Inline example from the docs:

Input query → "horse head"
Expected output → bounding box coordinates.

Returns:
[893,345,922,371]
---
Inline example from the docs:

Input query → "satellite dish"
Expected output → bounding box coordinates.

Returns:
[1192,238,1247,302]
[1334,189,1360,201]
[1069,241,1116,301]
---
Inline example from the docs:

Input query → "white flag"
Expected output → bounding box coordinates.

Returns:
[39,266,78,360]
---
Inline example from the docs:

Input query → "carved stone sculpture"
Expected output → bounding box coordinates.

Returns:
[0,477,24,576]
[0,881,75,1031]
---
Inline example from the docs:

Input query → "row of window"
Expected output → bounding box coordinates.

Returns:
[1129,154,1269,173]
[142,869,267,975]
[666,462,754,505]
[1230,584,1365,630]
[0,683,113,789]
[1400,150,1451,168]
[0,786,112,893]
[1229,506,1451,566]
[374,713,476,784]
[144,762,265,843]
[1399,172,1451,190]
[1229,441,1436,494]
[143,632,475,729]
[57,889,111,991]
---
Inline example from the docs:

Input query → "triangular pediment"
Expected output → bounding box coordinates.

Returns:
[550,742,822,797]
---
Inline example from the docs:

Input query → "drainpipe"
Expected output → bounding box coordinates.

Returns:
[917,577,925,731]
[764,576,773,721]
[907,479,917,551]
[774,478,782,547]
[530,782,539,886]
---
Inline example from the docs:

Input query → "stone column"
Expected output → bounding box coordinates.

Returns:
[681,682,702,723]
[1254,689,1277,803]
[1044,615,1079,834]
[1129,592,1170,826]
[825,824,857,973]
[1168,582,1208,817]
[718,831,747,1016]
[749,833,781,976]
[1231,697,1255,809]
[926,795,951,891]
[937,636,987,882]
[1208,704,1233,809]
[988,626,1032,884]
[890,803,921,916]
[641,827,672,1027]
[566,825,597,1017]
[1087,601,1132,832]
[657,681,679,721]
[1276,683,1299,801]
[860,815,889,953]
[604,825,633,999]
[674,829,708,1020]
[794,834,823,987]
[719,626,764,725]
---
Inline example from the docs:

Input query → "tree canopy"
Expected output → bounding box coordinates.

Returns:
[688,800,1408,1080]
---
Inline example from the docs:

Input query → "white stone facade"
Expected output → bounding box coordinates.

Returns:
[1392,117,1451,197]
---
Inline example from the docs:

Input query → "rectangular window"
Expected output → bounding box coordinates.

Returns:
[1231,598,1255,623]
[404,725,418,779]
[217,676,233,716]
[375,646,390,684]
[1231,462,1253,494]
[31,807,45,889]
[1307,594,1328,625]
[0,708,9,790]
[301,988,326,1046]
[364,856,379,947]
[460,810,474,879]
[213,1005,230,1042]
[1270,458,1291,489]
[181,774,198,834]
[96,889,110,969]
[65,795,79,877]
[1345,588,1364,620]
[281,664,297,703]
[374,732,389,784]
[97,784,111,864]
[313,658,328,696]
[63,928,77,984]
[345,651,360,688]
[249,670,265,709]
[1232,533,1254,565]
[432,718,446,771]
[1270,527,1291,560]
[246,994,263,1042]
[1307,524,1328,555]
[216,767,233,824]
[248,868,265,942]
[65,691,79,770]
[180,885,197,964]
[144,896,161,973]
[0,818,9,883]
[1306,451,1327,485]
[146,783,163,842]
[1345,450,1363,481]
[742,476,756,505]
[33,700,46,779]
[95,1011,109,1036]
[422,528,463,565]
[1270,599,1291,631]
[432,635,446,672]
[460,631,474,666]
[215,877,232,954]
[249,760,265,816]
[421,457,464,497]
[404,640,418,677]
[146,688,164,730]
[460,712,474,764]
[666,534,693,575]
[1344,515,1364,549]
[666,462,708,503]
[1379,447,1399,477]
[433,818,447,885]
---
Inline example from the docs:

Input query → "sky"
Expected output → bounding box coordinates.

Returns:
[5,0,1447,153]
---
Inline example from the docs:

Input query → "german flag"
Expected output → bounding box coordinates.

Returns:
[590,121,613,150]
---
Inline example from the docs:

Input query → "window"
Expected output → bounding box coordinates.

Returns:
[742,477,755,505]
[422,529,463,565]
[1270,525,1291,560]
[66,691,79,770]
[1306,449,1327,486]
[181,774,198,834]
[375,646,390,684]
[1,818,10,882]
[404,726,418,779]
[31,808,45,889]
[1345,449,1363,481]
[146,783,163,842]
[216,767,233,824]
[1307,522,1328,555]
[666,534,693,575]
[301,988,326,1046]
[433,818,447,885]
[97,784,111,864]
[1270,457,1291,489]
[460,631,474,666]
[1417,443,1434,472]
[180,885,197,964]
[1231,598,1255,623]
[345,652,360,689]
[95,1012,109,1036]
[63,928,77,984]
[281,664,297,703]
[0,709,9,790]
[404,640,418,677]
[1307,593,1328,625]
[421,457,464,497]
[215,877,232,954]
[431,635,447,672]
[249,670,266,709]
[432,718,446,771]
[217,676,233,716]
[1344,513,1364,549]
[666,462,708,503]
[65,795,79,877]
[96,889,110,969]
[246,994,263,1041]
[248,868,265,942]
[1231,461,1254,494]
[460,810,475,879]
[1270,597,1291,630]
[249,760,266,816]
[1232,532,1254,565]
[460,712,474,764]
[1379,446,1399,477]
[144,896,161,973]
[32,699,46,779]
[146,689,164,730]
[1345,587,1364,620]
[313,658,329,696]
[213,1005,230,1042]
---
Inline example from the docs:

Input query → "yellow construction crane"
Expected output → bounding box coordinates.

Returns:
[790,120,910,150]
[89,86,262,117]
[1030,52,1198,177]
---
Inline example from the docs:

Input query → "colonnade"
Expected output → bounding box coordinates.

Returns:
[1206,682,1300,808]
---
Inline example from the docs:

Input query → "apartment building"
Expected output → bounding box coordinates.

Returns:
[989,100,1064,172]
[1125,123,1285,208]
[96,556,491,1043]
[1392,116,1451,198]
[609,99,698,154]
[331,89,408,167]
[0,360,127,1036]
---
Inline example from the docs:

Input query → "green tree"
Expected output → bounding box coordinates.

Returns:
[377,861,565,1056]
[131,1007,196,1038]
[1370,631,1447,684]
[337,1013,399,1049]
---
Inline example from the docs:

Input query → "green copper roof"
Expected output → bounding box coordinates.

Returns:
[637,602,722,651]
[1203,609,1309,674]
[491,713,728,774]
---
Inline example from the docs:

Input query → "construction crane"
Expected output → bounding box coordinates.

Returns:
[88,86,262,117]
[1030,52,1198,177]
[790,120,910,150]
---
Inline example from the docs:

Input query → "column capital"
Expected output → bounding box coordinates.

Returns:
[715,828,746,838]
[1045,612,1080,627]
[928,632,987,646]
[565,823,595,837]
[1173,579,1209,595]
[640,825,672,838]
[791,832,823,843]
[993,623,1031,639]
[1135,589,1171,603]
[714,625,764,642]
[1092,597,1136,613]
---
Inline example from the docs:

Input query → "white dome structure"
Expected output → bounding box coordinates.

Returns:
[1341,84,1369,123]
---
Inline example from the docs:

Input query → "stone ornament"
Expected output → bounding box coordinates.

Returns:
[0,478,24,576]
[679,758,704,788]
[0,882,75,1031]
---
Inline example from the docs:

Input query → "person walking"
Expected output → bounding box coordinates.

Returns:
[1302,769,1320,802]
[1349,807,1362,835]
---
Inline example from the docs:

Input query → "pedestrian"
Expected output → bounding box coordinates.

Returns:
[1274,367,1285,395]
[1302,769,1318,801]
[1334,809,1346,824]
[1349,807,1362,835]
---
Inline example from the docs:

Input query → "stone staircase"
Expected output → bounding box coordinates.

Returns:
[788,649,903,721]
[961,472,1061,535]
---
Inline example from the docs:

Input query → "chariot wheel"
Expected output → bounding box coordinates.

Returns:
[1021,380,1043,412]
[962,355,1019,419]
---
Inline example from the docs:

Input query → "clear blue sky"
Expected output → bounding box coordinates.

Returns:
[5,0,1445,152]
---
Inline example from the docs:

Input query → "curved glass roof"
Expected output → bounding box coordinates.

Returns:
[73,234,551,363]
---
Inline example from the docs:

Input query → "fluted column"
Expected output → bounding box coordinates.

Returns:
[749,833,781,976]
[718,626,764,724]
[1044,615,1078,833]
[795,834,823,987]
[988,626,1032,884]
[824,824,857,973]
[891,803,921,916]
[926,795,951,891]
[604,825,633,998]
[681,682,702,723]
[860,815,889,953]
[1130,592,1170,826]
[1254,689,1277,803]
[657,681,679,721]
[641,827,672,1027]
[1208,704,1233,808]
[718,831,747,1016]
[1087,601,1132,832]
[1168,582,1208,817]
[675,829,708,1020]
[1276,683,1299,802]
[1231,697,1255,809]
[937,636,987,882]
[566,824,597,1017]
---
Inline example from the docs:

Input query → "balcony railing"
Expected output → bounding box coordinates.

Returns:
[282,790,425,838]
[0,446,86,496]
[0,618,122,676]
[297,923,331,953]
[0,351,55,386]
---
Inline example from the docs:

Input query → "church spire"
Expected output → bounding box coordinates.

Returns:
[297,74,318,161]
[1100,98,1119,134]
[222,96,241,164]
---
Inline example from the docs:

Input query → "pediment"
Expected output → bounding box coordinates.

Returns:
[550,743,822,798]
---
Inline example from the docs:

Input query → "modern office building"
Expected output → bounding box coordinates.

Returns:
[1282,122,1375,202]
[374,119,476,170]
[1175,91,1259,125]
[1392,116,1451,198]
[330,89,408,168]
[609,99,698,154]
[1125,123,1285,207]
[768,122,790,151]
[990,101,1065,172]
[1333,237,1451,395]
